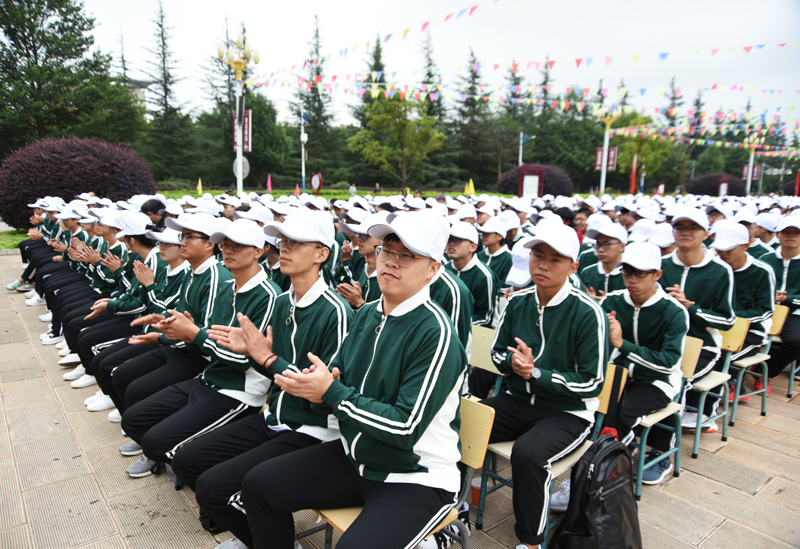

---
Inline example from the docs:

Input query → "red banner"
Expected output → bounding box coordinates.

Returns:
[233,110,252,153]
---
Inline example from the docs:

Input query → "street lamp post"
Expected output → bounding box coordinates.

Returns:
[218,32,259,197]
[300,108,308,193]
[743,133,765,196]
[596,107,621,195]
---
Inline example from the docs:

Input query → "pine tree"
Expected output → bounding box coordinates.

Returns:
[619,79,629,107]
[691,91,704,126]
[663,77,684,127]
[421,31,445,120]
[502,61,527,123]
[351,33,386,128]
[453,50,494,187]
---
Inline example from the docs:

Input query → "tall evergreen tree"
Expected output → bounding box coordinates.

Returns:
[351,33,386,128]
[453,50,494,187]
[421,31,445,120]
[663,77,684,127]
[619,79,629,107]
[502,61,528,123]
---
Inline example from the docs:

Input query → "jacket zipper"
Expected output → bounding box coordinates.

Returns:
[352,314,387,461]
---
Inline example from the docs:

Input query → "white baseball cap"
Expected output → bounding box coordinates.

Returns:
[506,236,534,287]
[304,196,328,211]
[777,216,800,233]
[755,212,779,233]
[671,207,710,231]
[457,203,477,220]
[341,211,391,235]
[369,210,448,263]
[158,203,184,217]
[165,213,218,237]
[27,198,47,209]
[498,209,521,231]
[211,219,266,248]
[586,222,628,244]
[647,223,675,248]
[146,227,182,245]
[710,219,750,251]
[616,242,662,271]
[706,202,733,219]
[216,195,242,208]
[476,205,495,217]
[477,217,507,237]
[342,207,369,224]
[263,210,335,248]
[235,206,274,225]
[54,208,82,220]
[522,219,580,261]
[115,212,152,239]
[628,219,656,243]
[449,221,479,244]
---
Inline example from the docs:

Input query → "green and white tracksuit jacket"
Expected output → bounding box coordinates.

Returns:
[139,260,191,317]
[429,268,474,353]
[659,251,736,371]
[491,281,608,423]
[478,246,513,287]
[106,248,165,317]
[580,262,626,296]
[263,276,353,442]
[335,249,366,285]
[264,259,291,292]
[760,248,800,317]
[314,287,467,492]
[446,254,498,327]
[191,269,281,407]
[730,254,775,349]
[91,240,128,295]
[748,239,772,259]
[578,247,598,272]
[357,264,382,306]
[601,287,689,400]
[159,256,233,348]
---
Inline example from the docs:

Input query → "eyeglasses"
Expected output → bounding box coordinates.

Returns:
[355,234,369,242]
[375,245,418,268]
[621,266,657,279]
[178,233,209,242]
[275,237,324,250]
[594,241,622,250]
[218,240,247,253]
[673,225,704,233]
[447,237,465,246]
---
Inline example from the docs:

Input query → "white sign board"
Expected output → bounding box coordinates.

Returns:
[523,175,540,198]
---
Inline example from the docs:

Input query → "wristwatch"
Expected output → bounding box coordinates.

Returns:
[531,367,542,381]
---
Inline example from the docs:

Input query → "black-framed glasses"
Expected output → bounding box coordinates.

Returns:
[621,266,657,279]
[178,233,209,242]
[594,241,622,250]
[375,245,418,268]
[218,240,247,253]
[355,233,369,242]
[275,237,324,250]
[448,236,465,246]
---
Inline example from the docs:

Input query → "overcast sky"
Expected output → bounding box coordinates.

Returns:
[83,0,800,128]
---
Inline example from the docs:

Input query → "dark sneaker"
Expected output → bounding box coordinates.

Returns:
[642,450,673,485]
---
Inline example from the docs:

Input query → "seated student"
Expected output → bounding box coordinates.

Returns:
[477,217,513,284]
[593,243,688,491]
[754,213,780,251]
[121,219,280,478]
[170,211,351,549]
[760,217,800,393]
[236,211,466,549]
[445,221,498,327]
[8,198,56,292]
[334,209,368,285]
[576,213,611,272]
[580,222,628,301]
[710,220,775,401]
[487,223,607,549]
[748,213,777,258]
[648,222,677,257]
[335,211,389,310]
[660,207,735,431]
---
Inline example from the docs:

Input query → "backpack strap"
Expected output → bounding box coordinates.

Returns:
[599,364,626,440]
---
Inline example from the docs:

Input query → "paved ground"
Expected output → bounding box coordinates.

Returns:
[1,253,799,548]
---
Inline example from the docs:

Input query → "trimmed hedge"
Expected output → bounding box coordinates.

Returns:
[685,172,745,197]
[496,164,575,197]
[0,137,155,229]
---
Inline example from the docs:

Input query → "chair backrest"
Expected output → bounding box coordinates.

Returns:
[596,363,628,416]
[770,305,790,337]
[458,396,495,469]
[681,336,704,379]
[471,325,502,375]
[721,317,750,354]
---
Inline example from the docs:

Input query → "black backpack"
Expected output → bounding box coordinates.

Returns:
[550,365,642,549]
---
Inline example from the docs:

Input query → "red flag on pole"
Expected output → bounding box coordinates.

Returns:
[630,154,638,195]
[794,170,799,197]
[267,174,272,192]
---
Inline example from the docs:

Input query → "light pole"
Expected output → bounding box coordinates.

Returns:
[218,32,259,196]
[743,133,765,196]
[300,109,308,193]
[518,132,535,166]
[596,107,621,195]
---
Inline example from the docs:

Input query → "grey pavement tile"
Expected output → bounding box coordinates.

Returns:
[54,382,97,414]
[0,397,5,426]
[678,446,773,495]
[85,442,165,499]
[0,524,32,548]
[108,482,216,549]
[7,400,71,443]
[639,521,698,549]
[70,408,129,450]
[24,474,116,549]
[756,477,800,514]
[717,439,800,483]
[759,413,800,439]
[482,514,520,549]
[0,426,13,470]
[637,485,723,543]
[43,360,73,388]
[700,519,794,549]
[0,341,37,364]
[0,467,26,529]
[680,430,734,455]
[721,419,800,456]
[0,366,43,383]
[14,431,89,491]
[72,535,130,549]
[1,376,55,409]
[0,329,32,345]
[664,471,800,546]
[467,480,514,531]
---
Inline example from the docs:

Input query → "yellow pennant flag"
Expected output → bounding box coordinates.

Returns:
[197,178,203,196]
[465,178,476,195]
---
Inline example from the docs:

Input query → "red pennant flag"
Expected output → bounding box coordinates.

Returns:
[778,43,786,47]
[711,83,717,89]
[547,60,556,69]
[565,87,572,94]
[445,13,454,22]
[414,92,420,100]
[421,21,429,31]
[493,64,500,71]
[399,91,406,100]
[577,102,585,112]
[563,102,570,111]
[743,46,753,53]
[483,96,489,102]
[315,75,322,84]
[469,5,478,15]
[331,75,337,82]
[583,87,591,96]
[499,97,505,104]
[512,62,519,73]
[575,58,583,68]
[551,100,557,109]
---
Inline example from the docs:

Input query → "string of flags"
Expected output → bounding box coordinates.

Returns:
[617,130,800,158]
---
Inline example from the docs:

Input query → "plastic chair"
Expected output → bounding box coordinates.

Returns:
[312,397,495,549]
[632,336,703,500]
[470,325,503,396]
[728,305,788,425]
[770,305,800,397]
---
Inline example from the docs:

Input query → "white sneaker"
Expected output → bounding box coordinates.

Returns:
[25,289,37,298]
[550,479,571,513]
[58,353,80,366]
[85,390,104,406]
[26,296,46,307]
[39,311,53,322]
[108,409,122,423]
[71,374,97,389]
[40,329,53,340]
[87,394,114,411]
[62,365,85,381]
[682,412,699,430]
[58,347,70,357]
[55,340,67,349]
[42,335,64,345]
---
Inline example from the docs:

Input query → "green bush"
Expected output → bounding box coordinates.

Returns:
[157,177,194,191]
[332,181,351,189]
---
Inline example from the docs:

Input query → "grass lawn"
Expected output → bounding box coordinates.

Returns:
[0,230,28,250]
[157,188,519,201]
